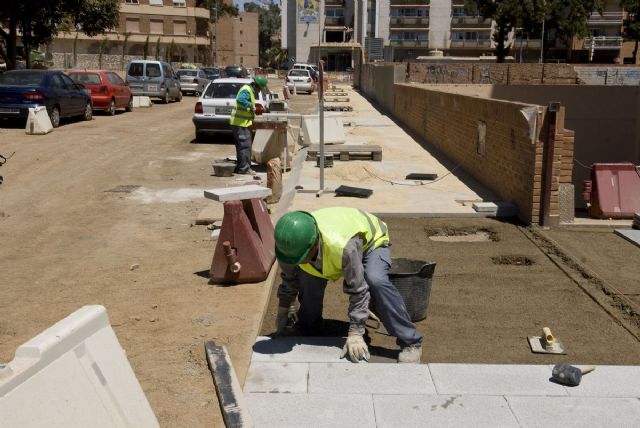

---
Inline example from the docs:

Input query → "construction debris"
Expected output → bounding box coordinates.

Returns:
[306,144,382,162]
[335,185,373,198]
[528,327,566,354]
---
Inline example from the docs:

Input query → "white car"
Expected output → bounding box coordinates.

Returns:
[286,69,315,94]
[192,78,283,140]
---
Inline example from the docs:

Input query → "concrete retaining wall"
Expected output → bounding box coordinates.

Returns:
[358,63,406,112]
[393,84,570,224]
[51,53,203,73]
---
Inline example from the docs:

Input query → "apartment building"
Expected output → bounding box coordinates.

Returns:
[215,12,260,68]
[48,0,210,69]
[282,0,627,67]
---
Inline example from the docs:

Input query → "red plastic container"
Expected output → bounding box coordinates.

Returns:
[587,163,640,219]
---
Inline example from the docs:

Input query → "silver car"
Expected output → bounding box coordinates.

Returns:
[286,69,315,94]
[176,69,209,96]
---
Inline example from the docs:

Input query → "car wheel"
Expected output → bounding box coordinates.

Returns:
[83,102,93,121]
[176,91,183,102]
[195,130,202,141]
[106,99,116,116]
[125,97,133,112]
[162,92,170,104]
[49,106,60,128]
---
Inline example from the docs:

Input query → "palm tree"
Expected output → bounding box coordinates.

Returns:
[265,47,289,69]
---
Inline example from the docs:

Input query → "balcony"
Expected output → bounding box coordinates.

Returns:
[451,16,492,27]
[583,36,623,50]
[389,17,429,27]
[390,0,430,6]
[324,16,345,26]
[389,39,429,47]
[450,39,491,48]
[587,11,623,25]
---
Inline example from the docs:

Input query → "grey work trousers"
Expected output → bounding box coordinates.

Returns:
[296,246,423,348]
[231,125,252,173]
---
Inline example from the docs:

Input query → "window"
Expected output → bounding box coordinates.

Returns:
[390,31,428,41]
[149,0,163,5]
[204,82,244,99]
[174,20,187,35]
[60,74,78,89]
[162,63,172,78]
[173,0,186,7]
[146,63,162,78]
[125,18,140,33]
[390,8,428,17]
[240,43,243,47]
[240,30,243,35]
[68,73,102,85]
[150,19,164,34]
[125,0,139,4]
[326,8,344,17]
[240,56,244,63]
[452,7,465,17]
[107,72,125,86]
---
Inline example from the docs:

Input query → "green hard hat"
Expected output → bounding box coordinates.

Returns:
[253,76,268,88]
[275,211,318,265]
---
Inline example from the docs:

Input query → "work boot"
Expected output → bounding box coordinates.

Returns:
[235,168,257,175]
[398,343,422,363]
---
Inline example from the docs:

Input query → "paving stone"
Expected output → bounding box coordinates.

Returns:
[429,364,567,396]
[251,336,350,363]
[309,363,435,394]
[555,365,640,397]
[244,362,308,393]
[472,202,498,212]
[204,185,271,202]
[614,229,640,248]
[373,394,519,428]
[246,393,375,427]
[506,396,640,427]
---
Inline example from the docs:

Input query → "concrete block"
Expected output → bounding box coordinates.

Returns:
[204,185,271,202]
[429,364,567,396]
[301,115,346,146]
[251,336,350,363]
[309,363,435,394]
[133,96,152,108]
[506,396,640,427]
[0,305,159,428]
[473,202,498,212]
[246,393,375,427]
[557,365,640,397]
[373,394,519,428]
[244,362,309,393]
[615,229,640,248]
[559,183,575,223]
[252,128,287,164]
[25,106,52,135]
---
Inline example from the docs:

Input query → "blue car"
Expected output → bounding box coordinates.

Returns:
[0,70,93,128]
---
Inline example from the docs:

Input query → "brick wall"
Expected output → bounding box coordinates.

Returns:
[408,63,580,85]
[392,83,571,224]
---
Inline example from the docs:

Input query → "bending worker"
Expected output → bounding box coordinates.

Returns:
[274,207,423,363]
[229,76,268,175]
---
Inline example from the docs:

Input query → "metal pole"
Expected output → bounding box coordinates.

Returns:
[318,4,325,194]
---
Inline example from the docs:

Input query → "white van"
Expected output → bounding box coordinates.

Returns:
[292,63,319,80]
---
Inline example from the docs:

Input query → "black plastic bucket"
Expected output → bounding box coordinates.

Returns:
[388,258,436,322]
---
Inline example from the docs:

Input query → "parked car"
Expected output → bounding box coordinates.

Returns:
[176,69,209,96]
[286,69,315,94]
[125,60,182,104]
[193,77,278,140]
[68,70,133,115]
[202,67,224,80]
[0,69,92,127]
[292,63,319,81]
[224,65,249,78]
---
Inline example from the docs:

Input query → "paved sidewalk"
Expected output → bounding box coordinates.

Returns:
[244,337,640,427]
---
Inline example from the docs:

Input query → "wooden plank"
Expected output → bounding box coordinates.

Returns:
[307,144,382,153]
[205,341,253,427]
[306,144,382,161]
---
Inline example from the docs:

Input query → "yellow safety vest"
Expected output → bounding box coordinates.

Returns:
[300,207,390,281]
[229,84,255,127]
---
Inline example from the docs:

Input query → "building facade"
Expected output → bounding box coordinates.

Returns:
[215,12,260,68]
[48,0,210,70]
[282,0,629,68]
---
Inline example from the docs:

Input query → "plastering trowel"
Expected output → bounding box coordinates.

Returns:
[528,327,566,354]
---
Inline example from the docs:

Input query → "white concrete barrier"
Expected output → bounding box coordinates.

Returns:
[133,96,152,108]
[25,106,53,135]
[0,305,159,428]
[301,114,346,146]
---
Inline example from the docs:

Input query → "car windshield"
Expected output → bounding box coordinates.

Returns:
[203,82,246,99]
[177,70,197,77]
[289,70,309,77]
[0,71,45,86]
[68,73,101,85]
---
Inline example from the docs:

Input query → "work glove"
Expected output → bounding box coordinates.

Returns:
[340,332,370,363]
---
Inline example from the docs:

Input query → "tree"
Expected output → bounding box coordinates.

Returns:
[621,0,640,63]
[265,46,288,69]
[143,35,149,60]
[244,2,281,66]
[155,37,161,60]
[198,0,238,22]
[546,0,603,61]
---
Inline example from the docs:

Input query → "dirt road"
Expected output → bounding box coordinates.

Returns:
[0,98,260,426]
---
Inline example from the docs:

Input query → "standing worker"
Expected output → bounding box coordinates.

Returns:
[274,208,423,363]
[229,76,268,175]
